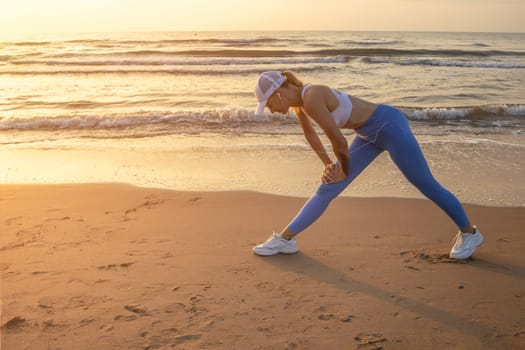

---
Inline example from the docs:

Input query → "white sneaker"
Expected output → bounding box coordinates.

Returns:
[449,228,484,259]
[253,232,298,256]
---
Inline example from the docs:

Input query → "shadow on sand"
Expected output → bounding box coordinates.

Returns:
[259,252,501,342]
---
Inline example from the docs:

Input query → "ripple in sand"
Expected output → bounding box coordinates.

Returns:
[400,250,469,264]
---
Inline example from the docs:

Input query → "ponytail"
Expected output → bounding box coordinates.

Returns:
[280,71,304,115]
[281,70,303,87]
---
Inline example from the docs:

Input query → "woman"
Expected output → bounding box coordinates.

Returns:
[252,70,484,260]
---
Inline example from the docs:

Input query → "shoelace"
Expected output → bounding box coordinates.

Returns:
[452,232,465,247]
[263,232,280,244]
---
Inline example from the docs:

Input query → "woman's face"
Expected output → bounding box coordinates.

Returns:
[266,89,288,114]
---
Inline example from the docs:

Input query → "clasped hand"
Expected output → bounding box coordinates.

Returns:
[321,163,346,184]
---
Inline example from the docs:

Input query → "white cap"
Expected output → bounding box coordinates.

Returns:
[254,70,286,115]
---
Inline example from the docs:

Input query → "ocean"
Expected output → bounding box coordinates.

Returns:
[1,31,524,203]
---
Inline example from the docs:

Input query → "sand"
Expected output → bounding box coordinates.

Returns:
[1,183,524,349]
[2,132,524,207]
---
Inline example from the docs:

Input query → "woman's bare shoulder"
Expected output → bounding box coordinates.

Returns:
[302,84,332,104]
[303,83,330,93]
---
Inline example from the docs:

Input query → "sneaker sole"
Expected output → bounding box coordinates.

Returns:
[253,247,299,256]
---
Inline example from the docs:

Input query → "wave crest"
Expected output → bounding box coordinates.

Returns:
[402,104,525,121]
[1,104,523,132]
[365,57,525,69]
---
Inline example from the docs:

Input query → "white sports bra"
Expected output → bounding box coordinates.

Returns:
[301,84,353,127]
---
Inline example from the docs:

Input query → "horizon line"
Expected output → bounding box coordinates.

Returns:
[3,29,525,35]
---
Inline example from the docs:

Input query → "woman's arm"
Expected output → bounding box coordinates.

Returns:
[302,87,349,178]
[295,108,332,166]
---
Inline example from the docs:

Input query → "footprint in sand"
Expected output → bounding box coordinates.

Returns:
[145,334,202,350]
[186,197,202,205]
[172,283,211,293]
[4,216,25,226]
[171,284,211,315]
[124,304,152,316]
[99,324,114,332]
[317,313,335,321]
[257,323,274,332]
[97,262,136,270]
[79,318,95,327]
[124,198,166,215]
[354,332,387,349]
[163,302,186,314]
[0,224,47,251]
[184,295,209,314]
[172,283,211,292]
[44,216,71,222]
[339,314,355,323]
[400,250,469,266]
[114,314,138,322]
[41,318,63,331]
[254,281,275,292]
[225,263,255,275]
[31,270,50,275]
[16,224,45,238]
[1,317,27,331]
[174,334,201,344]
[313,248,329,257]
[129,239,150,244]
[316,305,355,323]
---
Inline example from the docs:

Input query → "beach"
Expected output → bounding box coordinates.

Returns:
[1,183,525,349]
[1,30,525,349]
[1,131,524,207]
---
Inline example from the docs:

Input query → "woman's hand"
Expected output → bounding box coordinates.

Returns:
[322,163,346,184]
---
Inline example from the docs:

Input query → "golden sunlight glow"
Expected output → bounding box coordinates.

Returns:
[1,0,523,36]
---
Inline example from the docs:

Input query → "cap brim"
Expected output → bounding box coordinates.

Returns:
[255,100,267,115]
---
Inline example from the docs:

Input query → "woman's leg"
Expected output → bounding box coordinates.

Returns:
[383,114,471,230]
[285,137,383,235]
[380,113,485,259]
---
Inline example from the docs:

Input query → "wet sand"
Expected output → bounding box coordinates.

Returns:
[1,132,524,207]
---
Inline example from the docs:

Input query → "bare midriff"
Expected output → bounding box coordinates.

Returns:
[343,95,379,129]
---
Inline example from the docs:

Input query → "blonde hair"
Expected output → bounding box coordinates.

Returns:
[281,70,303,87]
[281,71,304,114]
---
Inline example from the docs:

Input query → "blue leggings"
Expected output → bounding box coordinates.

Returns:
[287,104,469,234]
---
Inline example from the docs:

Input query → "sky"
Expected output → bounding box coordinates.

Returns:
[1,0,524,35]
